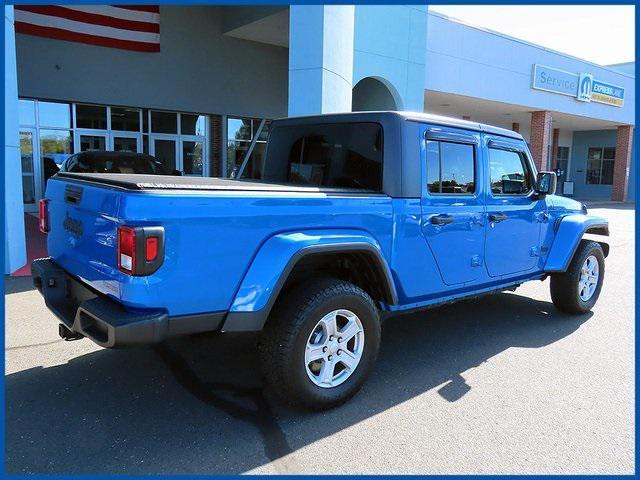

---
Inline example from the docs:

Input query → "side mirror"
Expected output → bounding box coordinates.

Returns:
[535,171,557,196]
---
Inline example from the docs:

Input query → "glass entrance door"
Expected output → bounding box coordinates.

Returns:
[151,137,178,174]
[77,131,108,152]
[19,129,38,212]
[182,139,204,176]
[113,134,140,153]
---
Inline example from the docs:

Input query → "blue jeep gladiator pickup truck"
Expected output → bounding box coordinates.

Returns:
[33,111,609,409]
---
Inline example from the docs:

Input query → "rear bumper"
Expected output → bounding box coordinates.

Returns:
[32,258,224,348]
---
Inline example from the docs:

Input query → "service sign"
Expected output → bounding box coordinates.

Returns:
[531,64,624,107]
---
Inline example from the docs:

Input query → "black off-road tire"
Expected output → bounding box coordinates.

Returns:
[550,240,605,314]
[259,278,381,410]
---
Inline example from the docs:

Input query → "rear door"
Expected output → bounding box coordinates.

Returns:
[483,135,545,277]
[420,126,486,285]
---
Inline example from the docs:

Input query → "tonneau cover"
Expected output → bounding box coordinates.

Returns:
[55,172,378,194]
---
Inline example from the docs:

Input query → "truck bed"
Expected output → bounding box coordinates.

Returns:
[55,172,378,194]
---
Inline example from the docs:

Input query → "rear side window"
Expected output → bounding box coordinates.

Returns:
[426,140,475,195]
[257,123,383,191]
[489,148,532,195]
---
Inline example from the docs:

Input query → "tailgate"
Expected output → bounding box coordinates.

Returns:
[46,177,124,299]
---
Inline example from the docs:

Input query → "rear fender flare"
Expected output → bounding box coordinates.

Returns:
[222,230,397,332]
[544,214,609,273]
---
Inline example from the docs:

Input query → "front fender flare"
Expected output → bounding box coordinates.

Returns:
[544,214,609,273]
[222,230,397,332]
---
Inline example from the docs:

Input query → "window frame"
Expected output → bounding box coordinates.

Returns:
[487,146,535,198]
[425,139,477,197]
[586,146,616,186]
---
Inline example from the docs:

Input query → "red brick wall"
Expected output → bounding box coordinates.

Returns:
[511,122,520,133]
[612,125,634,201]
[530,111,552,170]
[210,115,222,177]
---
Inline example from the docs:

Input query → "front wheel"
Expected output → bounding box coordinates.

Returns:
[260,278,381,410]
[550,240,605,314]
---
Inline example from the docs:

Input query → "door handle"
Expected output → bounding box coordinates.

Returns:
[430,214,454,225]
[489,213,508,223]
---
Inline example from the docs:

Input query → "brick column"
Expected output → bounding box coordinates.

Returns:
[511,122,520,133]
[210,115,222,177]
[551,128,560,169]
[612,125,634,201]
[530,111,552,171]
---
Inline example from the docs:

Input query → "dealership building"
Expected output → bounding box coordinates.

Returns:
[4,5,635,272]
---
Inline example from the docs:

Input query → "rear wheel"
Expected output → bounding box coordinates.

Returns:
[260,278,381,410]
[550,240,605,314]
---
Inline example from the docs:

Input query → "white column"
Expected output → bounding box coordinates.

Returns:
[5,6,27,274]
[288,5,355,116]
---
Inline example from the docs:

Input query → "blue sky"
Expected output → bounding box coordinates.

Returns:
[429,5,635,66]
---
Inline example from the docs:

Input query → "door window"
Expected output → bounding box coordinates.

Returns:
[426,140,475,195]
[153,139,177,173]
[489,148,532,195]
[113,136,138,152]
[79,134,107,152]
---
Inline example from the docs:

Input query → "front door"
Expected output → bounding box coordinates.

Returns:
[484,136,545,277]
[420,128,485,285]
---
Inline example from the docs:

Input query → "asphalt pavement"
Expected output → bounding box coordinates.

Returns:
[4,205,634,474]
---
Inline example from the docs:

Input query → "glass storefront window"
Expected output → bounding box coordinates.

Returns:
[586,147,615,185]
[151,111,177,134]
[19,132,36,204]
[113,136,138,152]
[154,139,177,173]
[588,147,602,161]
[183,141,204,175]
[181,114,206,136]
[38,101,71,128]
[227,141,248,177]
[603,147,616,160]
[76,104,107,129]
[255,119,271,141]
[40,129,73,166]
[243,143,266,179]
[228,118,252,142]
[80,134,107,152]
[111,107,141,132]
[19,99,36,126]
[226,117,270,177]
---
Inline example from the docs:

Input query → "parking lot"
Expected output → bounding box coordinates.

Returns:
[5,205,634,474]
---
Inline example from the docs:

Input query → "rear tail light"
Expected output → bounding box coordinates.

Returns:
[117,226,165,276]
[38,199,49,233]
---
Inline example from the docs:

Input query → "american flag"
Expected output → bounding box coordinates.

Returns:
[14,5,160,52]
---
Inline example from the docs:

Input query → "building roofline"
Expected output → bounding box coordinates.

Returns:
[427,9,635,80]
